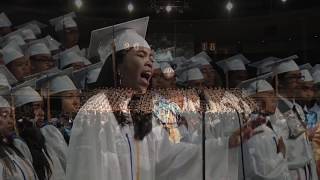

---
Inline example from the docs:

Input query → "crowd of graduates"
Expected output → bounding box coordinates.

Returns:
[0,11,319,180]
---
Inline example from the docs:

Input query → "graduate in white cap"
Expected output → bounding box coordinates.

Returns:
[39,74,80,144]
[308,64,320,174]
[268,56,318,180]
[55,45,86,70]
[216,54,250,88]
[2,45,31,81]
[67,17,255,180]
[237,76,291,180]
[0,95,39,180]
[296,66,319,126]
[310,64,320,120]
[49,12,79,49]
[27,40,56,74]
[12,85,67,180]
[190,51,222,87]
[0,12,12,36]
[249,56,280,75]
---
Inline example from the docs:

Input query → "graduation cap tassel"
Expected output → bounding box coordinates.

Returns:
[111,25,117,88]
[275,74,279,96]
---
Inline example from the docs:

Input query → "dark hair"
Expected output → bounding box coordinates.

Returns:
[94,50,129,89]
[15,103,52,180]
[15,103,35,121]
[17,120,52,180]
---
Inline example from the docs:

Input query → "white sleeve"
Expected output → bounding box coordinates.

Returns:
[13,138,33,163]
[0,163,3,179]
[243,132,290,180]
[41,125,68,172]
[154,127,236,180]
[66,93,122,180]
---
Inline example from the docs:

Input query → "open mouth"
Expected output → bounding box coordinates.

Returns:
[140,71,152,85]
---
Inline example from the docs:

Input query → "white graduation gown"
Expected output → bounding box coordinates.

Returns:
[41,125,67,180]
[67,92,235,180]
[0,149,38,180]
[13,138,33,163]
[276,96,318,180]
[241,124,291,180]
[180,92,241,180]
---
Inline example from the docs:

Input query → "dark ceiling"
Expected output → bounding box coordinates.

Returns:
[2,0,320,20]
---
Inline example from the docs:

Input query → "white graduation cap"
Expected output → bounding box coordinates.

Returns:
[175,59,202,75]
[49,12,77,32]
[0,65,18,85]
[36,67,74,94]
[46,75,77,95]
[237,72,274,97]
[300,69,313,82]
[190,51,212,66]
[155,50,173,62]
[44,35,61,51]
[299,63,312,71]
[311,64,320,84]
[71,62,103,88]
[180,68,204,82]
[23,67,59,81]
[87,68,101,84]
[35,67,73,87]
[13,86,42,107]
[160,62,175,79]
[56,45,85,69]
[216,54,250,73]
[0,12,12,28]
[15,20,47,35]
[0,96,10,108]
[0,73,11,95]
[2,47,24,65]
[3,30,26,46]
[12,77,37,91]
[20,28,37,41]
[27,41,51,56]
[88,17,150,61]
[2,39,23,54]
[249,56,280,75]
[266,55,299,75]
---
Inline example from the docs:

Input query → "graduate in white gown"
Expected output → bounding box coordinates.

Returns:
[310,64,320,125]
[0,96,38,180]
[13,85,67,180]
[238,77,291,180]
[267,57,318,180]
[67,17,257,180]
